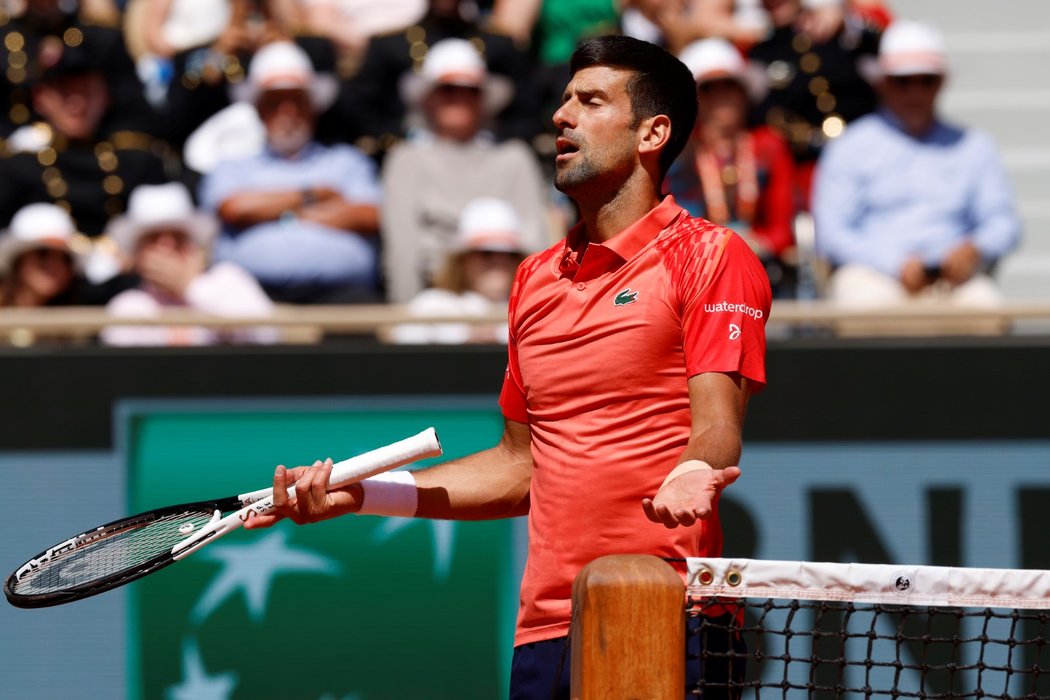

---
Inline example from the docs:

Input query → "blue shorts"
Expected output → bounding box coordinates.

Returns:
[509,613,746,700]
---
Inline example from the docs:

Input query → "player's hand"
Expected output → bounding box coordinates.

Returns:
[243,459,365,529]
[641,466,741,529]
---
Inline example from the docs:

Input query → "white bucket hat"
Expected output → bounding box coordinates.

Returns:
[400,38,514,117]
[455,198,525,255]
[679,38,768,102]
[0,203,81,275]
[877,20,948,77]
[107,183,220,254]
[231,41,339,112]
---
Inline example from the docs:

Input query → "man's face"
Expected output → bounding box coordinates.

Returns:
[423,82,484,142]
[697,78,748,132]
[33,73,109,140]
[880,73,942,136]
[551,66,640,196]
[135,228,196,264]
[15,246,73,301]
[761,0,802,27]
[256,88,315,155]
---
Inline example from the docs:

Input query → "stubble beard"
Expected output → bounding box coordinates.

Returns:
[554,150,601,195]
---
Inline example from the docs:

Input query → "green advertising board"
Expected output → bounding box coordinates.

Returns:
[124,399,521,700]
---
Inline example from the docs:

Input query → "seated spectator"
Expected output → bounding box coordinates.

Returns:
[381,38,551,303]
[688,0,892,50]
[0,39,168,240]
[200,41,382,304]
[159,0,345,152]
[390,197,525,345]
[667,38,797,296]
[489,0,619,144]
[813,20,1022,308]
[295,0,426,75]
[130,0,235,106]
[343,0,541,159]
[101,182,275,345]
[0,203,84,307]
[747,0,882,209]
[0,0,156,139]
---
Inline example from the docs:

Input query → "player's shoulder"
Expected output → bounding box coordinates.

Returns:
[656,213,735,260]
[656,215,766,286]
[517,240,562,280]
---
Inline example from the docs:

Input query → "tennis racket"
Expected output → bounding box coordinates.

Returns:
[4,427,442,609]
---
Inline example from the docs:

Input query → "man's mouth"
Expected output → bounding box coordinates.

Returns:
[555,137,579,162]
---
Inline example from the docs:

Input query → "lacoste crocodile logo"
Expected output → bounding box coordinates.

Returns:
[614,289,639,306]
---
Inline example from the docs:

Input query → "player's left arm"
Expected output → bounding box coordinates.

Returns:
[641,371,749,528]
[642,229,770,529]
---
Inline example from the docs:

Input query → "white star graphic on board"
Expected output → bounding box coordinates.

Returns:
[191,528,342,624]
[372,517,456,580]
[166,637,238,700]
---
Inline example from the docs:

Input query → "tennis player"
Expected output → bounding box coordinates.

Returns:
[248,35,771,699]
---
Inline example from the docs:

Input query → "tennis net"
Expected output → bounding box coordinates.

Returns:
[684,558,1050,699]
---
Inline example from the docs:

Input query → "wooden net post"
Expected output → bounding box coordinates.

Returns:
[570,554,685,699]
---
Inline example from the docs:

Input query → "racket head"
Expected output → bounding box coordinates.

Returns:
[4,496,241,609]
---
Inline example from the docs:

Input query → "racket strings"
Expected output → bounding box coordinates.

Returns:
[11,509,217,596]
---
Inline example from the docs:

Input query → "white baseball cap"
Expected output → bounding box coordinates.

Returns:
[0,203,80,275]
[106,183,220,254]
[877,20,948,77]
[400,38,514,116]
[231,41,339,112]
[456,198,525,254]
[678,38,767,102]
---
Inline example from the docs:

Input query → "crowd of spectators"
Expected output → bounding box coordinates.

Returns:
[0,0,1024,344]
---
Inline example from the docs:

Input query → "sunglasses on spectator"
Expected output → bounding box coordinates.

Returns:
[433,83,483,99]
[697,78,744,94]
[886,74,941,89]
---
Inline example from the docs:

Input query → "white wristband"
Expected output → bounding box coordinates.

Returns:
[358,470,418,517]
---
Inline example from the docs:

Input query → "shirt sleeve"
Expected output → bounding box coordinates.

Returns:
[498,259,531,423]
[332,145,382,206]
[813,127,911,276]
[967,132,1022,261]
[680,233,772,389]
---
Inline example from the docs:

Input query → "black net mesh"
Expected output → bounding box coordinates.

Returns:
[688,597,1050,699]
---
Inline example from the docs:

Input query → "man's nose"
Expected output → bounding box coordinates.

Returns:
[552,102,575,130]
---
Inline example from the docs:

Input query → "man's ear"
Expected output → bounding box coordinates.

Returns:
[637,114,672,158]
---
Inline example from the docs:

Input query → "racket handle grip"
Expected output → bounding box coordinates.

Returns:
[237,428,441,504]
[327,427,442,488]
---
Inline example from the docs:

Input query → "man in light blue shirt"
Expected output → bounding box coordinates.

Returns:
[200,42,382,304]
[813,20,1020,307]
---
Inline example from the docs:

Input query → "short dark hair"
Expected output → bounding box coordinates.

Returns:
[569,35,698,177]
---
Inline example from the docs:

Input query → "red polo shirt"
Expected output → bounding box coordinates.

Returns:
[499,196,771,646]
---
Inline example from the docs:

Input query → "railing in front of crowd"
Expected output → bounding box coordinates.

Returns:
[2,300,1050,345]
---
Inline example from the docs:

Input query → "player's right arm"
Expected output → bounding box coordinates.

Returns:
[244,418,533,529]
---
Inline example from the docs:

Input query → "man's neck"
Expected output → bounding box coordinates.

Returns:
[574,170,662,243]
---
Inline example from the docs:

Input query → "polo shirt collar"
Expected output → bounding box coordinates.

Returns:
[602,195,684,261]
[559,196,684,277]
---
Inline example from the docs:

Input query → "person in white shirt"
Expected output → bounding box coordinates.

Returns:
[381,38,552,303]
[101,182,276,346]
[391,197,526,344]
